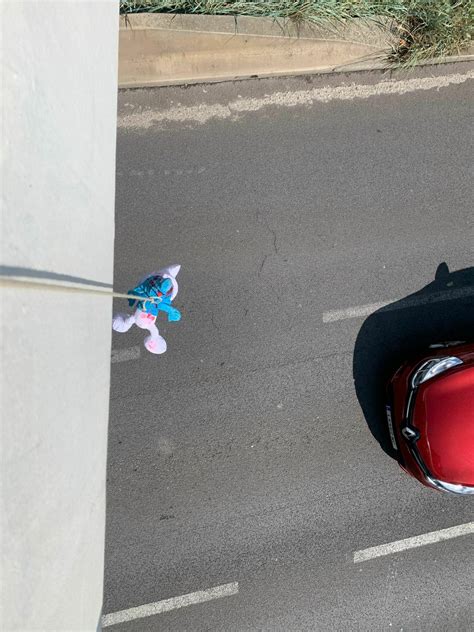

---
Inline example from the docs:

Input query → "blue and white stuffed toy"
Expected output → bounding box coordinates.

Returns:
[112,264,181,354]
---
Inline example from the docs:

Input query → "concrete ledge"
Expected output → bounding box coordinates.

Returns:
[119,13,474,88]
[119,13,398,88]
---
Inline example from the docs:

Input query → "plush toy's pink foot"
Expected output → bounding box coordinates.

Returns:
[144,335,167,355]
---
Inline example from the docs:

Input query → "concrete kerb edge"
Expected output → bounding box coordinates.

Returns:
[118,55,474,90]
[118,13,474,89]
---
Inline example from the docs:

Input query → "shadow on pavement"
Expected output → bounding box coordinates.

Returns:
[353,262,474,457]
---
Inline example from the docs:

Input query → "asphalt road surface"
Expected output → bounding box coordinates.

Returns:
[105,63,474,631]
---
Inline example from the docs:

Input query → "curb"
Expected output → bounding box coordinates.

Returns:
[119,13,474,89]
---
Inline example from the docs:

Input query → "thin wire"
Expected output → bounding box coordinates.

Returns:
[0,275,163,305]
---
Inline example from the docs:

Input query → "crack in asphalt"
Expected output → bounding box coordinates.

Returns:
[255,209,280,277]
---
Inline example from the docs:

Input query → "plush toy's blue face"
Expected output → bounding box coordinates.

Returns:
[128,275,176,317]
[150,276,173,298]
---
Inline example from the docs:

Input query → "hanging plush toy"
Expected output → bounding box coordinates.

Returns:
[112,264,181,354]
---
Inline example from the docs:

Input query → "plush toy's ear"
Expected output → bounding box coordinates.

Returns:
[165,264,181,279]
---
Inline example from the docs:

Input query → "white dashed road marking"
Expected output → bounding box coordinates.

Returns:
[323,285,474,323]
[323,300,390,323]
[116,167,206,177]
[101,582,239,627]
[353,522,474,563]
[111,346,141,363]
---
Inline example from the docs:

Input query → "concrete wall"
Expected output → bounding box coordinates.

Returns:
[1,1,118,629]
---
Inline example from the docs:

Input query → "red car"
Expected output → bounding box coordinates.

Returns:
[386,342,474,494]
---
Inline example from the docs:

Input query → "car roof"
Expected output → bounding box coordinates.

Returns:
[414,364,474,486]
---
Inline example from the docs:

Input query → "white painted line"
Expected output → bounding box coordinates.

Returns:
[102,582,239,627]
[353,522,474,563]
[111,346,141,363]
[323,285,474,323]
[118,70,474,129]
